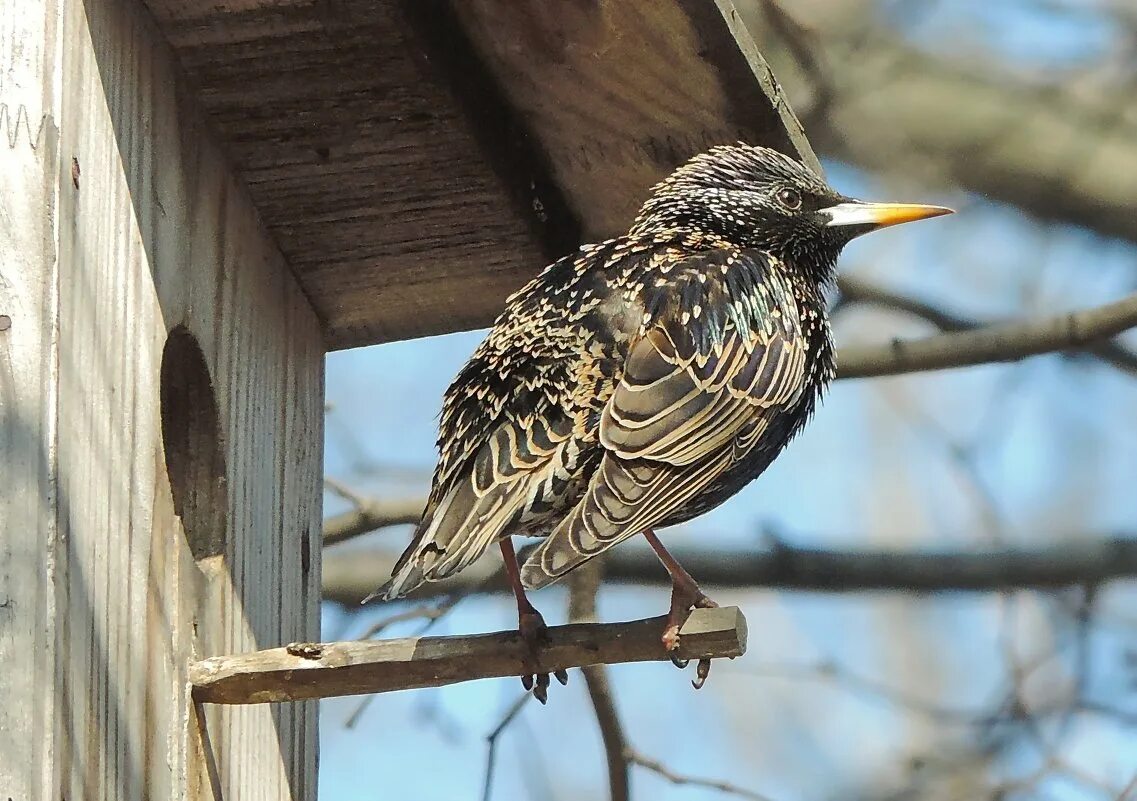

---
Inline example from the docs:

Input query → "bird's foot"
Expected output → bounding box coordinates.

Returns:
[662,586,719,690]
[517,607,568,704]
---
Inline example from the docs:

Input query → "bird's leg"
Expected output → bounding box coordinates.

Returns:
[643,529,718,689]
[499,537,568,703]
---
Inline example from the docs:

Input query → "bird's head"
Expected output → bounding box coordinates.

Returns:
[630,143,952,282]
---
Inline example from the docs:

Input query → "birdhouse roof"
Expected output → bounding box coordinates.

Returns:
[143,0,818,348]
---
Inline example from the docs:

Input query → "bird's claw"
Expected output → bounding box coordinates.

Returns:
[532,672,550,704]
[666,642,712,687]
[517,608,566,704]
[692,658,712,690]
[663,590,718,687]
[520,669,563,704]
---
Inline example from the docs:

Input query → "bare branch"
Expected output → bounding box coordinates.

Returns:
[190,607,748,704]
[838,276,1137,376]
[324,476,370,508]
[323,496,423,546]
[569,563,630,801]
[357,596,463,641]
[322,536,1137,604]
[481,693,531,801]
[1117,769,1137,801]
[624,749,776,801]
[344,593,470,728]
[836,291,1137,379]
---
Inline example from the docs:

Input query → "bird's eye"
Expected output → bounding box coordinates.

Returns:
[776,187,803,210]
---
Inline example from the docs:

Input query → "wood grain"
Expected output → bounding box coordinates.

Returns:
[146,0,547,347]
[140,0,817,346]
[0,2,62,799]
[191,607,749,704]
[452,0,821,238]
[0,0,326,797]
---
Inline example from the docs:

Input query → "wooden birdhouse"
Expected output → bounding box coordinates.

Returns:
[0,0,814,798]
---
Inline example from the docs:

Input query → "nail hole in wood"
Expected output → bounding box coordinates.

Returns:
[161,326,228,564]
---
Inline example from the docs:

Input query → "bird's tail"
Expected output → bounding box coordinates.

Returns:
[363,560,426,604]
[518,457,662,590]
[363,475,527,604]
[521,450,730,590]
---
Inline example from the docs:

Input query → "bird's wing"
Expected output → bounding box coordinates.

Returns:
[520,255,807,589]
[375,244,626,601]
[375,409,573,600]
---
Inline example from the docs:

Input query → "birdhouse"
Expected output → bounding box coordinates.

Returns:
[0,1,814,798]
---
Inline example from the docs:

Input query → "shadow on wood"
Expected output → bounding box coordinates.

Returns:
[190,607,748,704]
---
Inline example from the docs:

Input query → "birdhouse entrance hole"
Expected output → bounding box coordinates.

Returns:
[161,325,228,564]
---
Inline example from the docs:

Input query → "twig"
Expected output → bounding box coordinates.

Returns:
[569,562,630,801]
[324,476,370,507]
[357,597,462,641]
[836,291,1137,379]
[343,594,468,728]
[624,748,776,801]
[838,276,1137,376]
[1118,768,1137,801]
[481,693,531,801]
[323,496,423,546]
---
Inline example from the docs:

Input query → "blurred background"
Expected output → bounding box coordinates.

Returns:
[318,2,1137,799]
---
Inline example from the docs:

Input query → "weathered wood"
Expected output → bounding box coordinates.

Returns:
[144,0,549,347]
[452,0,821,240]
[140,0,816,347]
[191,607,749,705]
[0,0,322,798]
[0,2,61,799]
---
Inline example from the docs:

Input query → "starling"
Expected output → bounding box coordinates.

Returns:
[371,144,951,699]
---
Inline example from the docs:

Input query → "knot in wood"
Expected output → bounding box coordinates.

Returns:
[286,642,324,660]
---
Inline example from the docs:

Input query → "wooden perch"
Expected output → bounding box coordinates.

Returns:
[190,607,747,705]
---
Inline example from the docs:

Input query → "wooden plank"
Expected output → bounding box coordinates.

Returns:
[190,607,749,704]
[451,0,821,239]
[34,0,324,797]
[138,0,817,347]
[144,0,548,347]
[0,2,62,799]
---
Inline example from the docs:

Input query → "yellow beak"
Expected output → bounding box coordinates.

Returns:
[822,202,954,231]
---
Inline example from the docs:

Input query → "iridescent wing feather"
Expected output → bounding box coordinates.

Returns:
[375,250,592,600]
[520,253,807,589]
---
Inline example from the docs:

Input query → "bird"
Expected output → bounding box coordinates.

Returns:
[369,143,952,701]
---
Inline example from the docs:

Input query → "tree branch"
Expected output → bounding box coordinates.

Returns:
[190,607,748,704]
[623,749,776,801]
[569,563,630,801]
[837,276,1137,376]
[322,536,1137,604]
[835,291,1137,379]
[322,496,423,546]
[481,693,531,801]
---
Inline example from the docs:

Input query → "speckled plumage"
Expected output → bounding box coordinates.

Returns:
[377,144,945,601]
